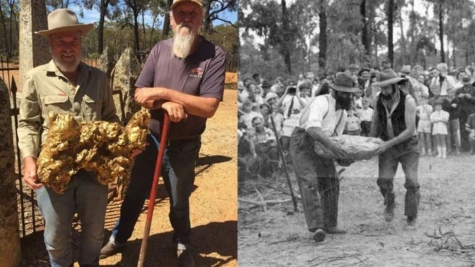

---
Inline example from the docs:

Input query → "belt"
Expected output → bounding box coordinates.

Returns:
[167,136,200,146]
[149,133,199,147]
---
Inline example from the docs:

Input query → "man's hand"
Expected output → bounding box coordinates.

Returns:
[375,141,392,155]
[161,102,187,122]
[22,156,43,190]
[134,88,160,105]
[330,143,348,159]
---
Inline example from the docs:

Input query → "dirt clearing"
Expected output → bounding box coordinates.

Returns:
[239,154,475,266]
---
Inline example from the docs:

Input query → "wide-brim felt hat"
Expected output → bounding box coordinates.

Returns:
[35,9,93,37]
[329,72,360,93]
[171,0,203,10]
[358,68,370,76]
[372,69,407,87]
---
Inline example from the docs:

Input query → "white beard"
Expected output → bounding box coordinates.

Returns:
[52,52,81,73]
[172,24,195,59]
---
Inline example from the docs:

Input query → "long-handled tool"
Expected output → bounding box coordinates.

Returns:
[137,112,171,267]
[269,114,298,212]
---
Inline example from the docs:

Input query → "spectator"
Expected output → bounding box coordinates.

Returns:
[248,116,279,177]
[430,99,450,158]
[454,74,475,151]
[358,97,374,136]
[416,98,433,156]
[345,108,361,136]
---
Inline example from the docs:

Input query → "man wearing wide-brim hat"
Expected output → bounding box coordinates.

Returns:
[289,72,358,243]
[369,68,420,230]
[454,73,475,151]
[101,0,226,266]
[17,8,121,267]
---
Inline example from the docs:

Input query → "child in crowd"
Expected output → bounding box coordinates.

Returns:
[239,99,263,130]
[345,108,361,136]
[354,89,363,110]
[430,99,450,158]
[357,97,373,136]
[465,111,475,154]
[417,98,433,156]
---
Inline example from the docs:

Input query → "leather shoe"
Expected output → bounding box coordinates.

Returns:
[99,241,126,259]
[176,243,195,267]
[324,227,347,234]
[384,203,395,222]
[313,229,326,242]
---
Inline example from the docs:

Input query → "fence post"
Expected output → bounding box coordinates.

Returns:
[0,78,21,266]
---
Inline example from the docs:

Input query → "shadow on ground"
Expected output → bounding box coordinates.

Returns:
[104,220,237,267]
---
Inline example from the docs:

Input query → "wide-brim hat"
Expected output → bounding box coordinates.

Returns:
[265,92,278,102]
[329,72,360,93]
[35,9,93,37]
[358,68,370,76]
[372,69,407,87]
[171,0,203,10]
[261,80,272,88]
[400,65,412,74]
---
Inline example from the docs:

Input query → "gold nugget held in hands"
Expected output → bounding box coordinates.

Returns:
[37,109,151,193]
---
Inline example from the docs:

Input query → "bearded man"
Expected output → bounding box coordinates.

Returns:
[17,9,121,266]
[370,69,420,230]
[100,0,226,266]
[289,72,358,243]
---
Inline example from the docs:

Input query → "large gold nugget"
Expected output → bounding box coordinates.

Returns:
[37,109,150,193]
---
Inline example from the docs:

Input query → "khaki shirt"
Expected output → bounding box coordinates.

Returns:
[17,60,120,159]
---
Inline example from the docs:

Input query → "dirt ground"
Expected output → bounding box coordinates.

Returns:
[19,87,238,267]
[238,153,475,267]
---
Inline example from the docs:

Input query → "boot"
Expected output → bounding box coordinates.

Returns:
[437,146,442,158]
[427,148,432,156]
[441,147,447,158]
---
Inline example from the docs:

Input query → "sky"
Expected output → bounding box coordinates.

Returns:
[70,5,237,27]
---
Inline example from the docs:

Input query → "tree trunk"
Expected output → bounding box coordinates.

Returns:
[97,0,110,54]
[387,0,394,67]
[0,4,9,57]
[360,0,370,56]
[439,0,445,63]
[162,0,173,38]
[203,0,213,32]
[133,9,140,52]
[318,0,327,70]
[141,11,146,50]
[281,0,292,74]
[399,6,407,65]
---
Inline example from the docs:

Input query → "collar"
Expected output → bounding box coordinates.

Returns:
[45,60,92,79]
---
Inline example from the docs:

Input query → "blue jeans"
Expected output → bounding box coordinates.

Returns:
[36,170,108,267]
[112,134,201,245]
[377,136,420,218]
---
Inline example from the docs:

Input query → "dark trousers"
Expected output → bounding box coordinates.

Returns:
[361,121,372,136]
[112,134,201,245]
[289,128,339,232]
[377,136,420,218]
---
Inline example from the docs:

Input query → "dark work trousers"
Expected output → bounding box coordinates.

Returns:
[112,133,201,245]
[289,127,339,232]
[377,136,420,218]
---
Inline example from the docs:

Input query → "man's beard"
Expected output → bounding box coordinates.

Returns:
[172,24,195,58]
[335,93,352,110]
[52,52,81,73]
[381,87,395,101]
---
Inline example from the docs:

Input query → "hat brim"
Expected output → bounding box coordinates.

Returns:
[35,24,94,38]
[171,0,203,10]
[329,83,360,93]
[372,77,407,87]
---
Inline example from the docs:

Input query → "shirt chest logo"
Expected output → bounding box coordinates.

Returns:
[189,68,203,78]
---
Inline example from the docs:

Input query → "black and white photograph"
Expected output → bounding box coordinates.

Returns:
[238,0,475,266]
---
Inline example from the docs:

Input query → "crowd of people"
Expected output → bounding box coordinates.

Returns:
[238,60,475,182]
